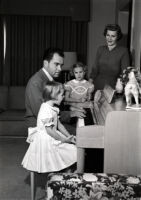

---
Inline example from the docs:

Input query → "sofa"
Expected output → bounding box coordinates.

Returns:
[0,86,27,136]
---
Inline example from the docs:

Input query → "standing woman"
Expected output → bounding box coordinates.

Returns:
[89,24,130,91]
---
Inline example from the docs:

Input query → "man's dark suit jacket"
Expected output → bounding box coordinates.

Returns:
[25,69,71,129]
[25,69,52,128]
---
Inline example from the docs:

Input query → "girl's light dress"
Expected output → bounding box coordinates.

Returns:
[64,79,94,100]
[64,79,94,109]
[22,102,77,173]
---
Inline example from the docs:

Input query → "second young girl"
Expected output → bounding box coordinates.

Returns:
[64,62,94,110]
[22,82,76,173]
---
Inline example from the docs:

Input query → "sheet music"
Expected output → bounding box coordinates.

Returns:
[103,85,115,104]
[77,118,85,127]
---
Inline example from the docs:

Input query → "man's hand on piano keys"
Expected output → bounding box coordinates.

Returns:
[70,108,86,119]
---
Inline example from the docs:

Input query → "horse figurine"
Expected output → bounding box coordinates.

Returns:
[124,70,141,107]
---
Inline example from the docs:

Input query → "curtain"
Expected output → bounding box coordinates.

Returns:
[3,15,88,86]
[0,16,3,85]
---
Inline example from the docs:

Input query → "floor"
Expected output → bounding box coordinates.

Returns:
[0,136,104,200]
[0,137,47,200]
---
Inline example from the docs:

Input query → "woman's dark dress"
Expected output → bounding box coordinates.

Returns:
[89,45,130,90]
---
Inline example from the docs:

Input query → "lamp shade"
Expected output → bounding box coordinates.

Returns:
[62,52,77,70]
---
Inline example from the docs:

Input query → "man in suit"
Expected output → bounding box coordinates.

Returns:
[25,47,85,128]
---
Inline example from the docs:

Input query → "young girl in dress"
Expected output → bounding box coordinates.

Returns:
[22,82,76,173]
[64,62,94,110]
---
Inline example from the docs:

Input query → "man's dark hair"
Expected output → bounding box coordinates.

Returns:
[43,47,64,62]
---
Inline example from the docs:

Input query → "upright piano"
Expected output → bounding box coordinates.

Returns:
[77,87,126,172]
[93,92,126,125]
[78,86,126,127]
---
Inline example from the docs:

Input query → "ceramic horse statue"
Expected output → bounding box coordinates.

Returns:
[125,70,141,107]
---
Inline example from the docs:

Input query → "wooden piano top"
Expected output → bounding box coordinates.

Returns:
[77,93,126,127]
[93,93,126,125]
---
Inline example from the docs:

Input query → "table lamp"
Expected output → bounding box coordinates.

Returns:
[63,52,77,70]
[61,52,77,82]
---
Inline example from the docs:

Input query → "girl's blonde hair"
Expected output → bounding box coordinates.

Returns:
[43,82,64,102]
[72,62,86,72]
[70,62,87,77]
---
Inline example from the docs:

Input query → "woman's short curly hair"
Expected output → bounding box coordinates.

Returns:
[103,24,123,41]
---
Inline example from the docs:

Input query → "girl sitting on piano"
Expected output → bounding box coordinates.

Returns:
[64,62,94,111]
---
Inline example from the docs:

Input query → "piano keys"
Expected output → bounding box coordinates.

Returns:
[77,107,96,127]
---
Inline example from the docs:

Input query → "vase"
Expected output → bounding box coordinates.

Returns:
[115,78,123,94]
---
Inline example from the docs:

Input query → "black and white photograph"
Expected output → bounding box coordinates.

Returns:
[0,0,141,199]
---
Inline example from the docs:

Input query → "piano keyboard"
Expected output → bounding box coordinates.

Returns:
[77,107,96,127]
